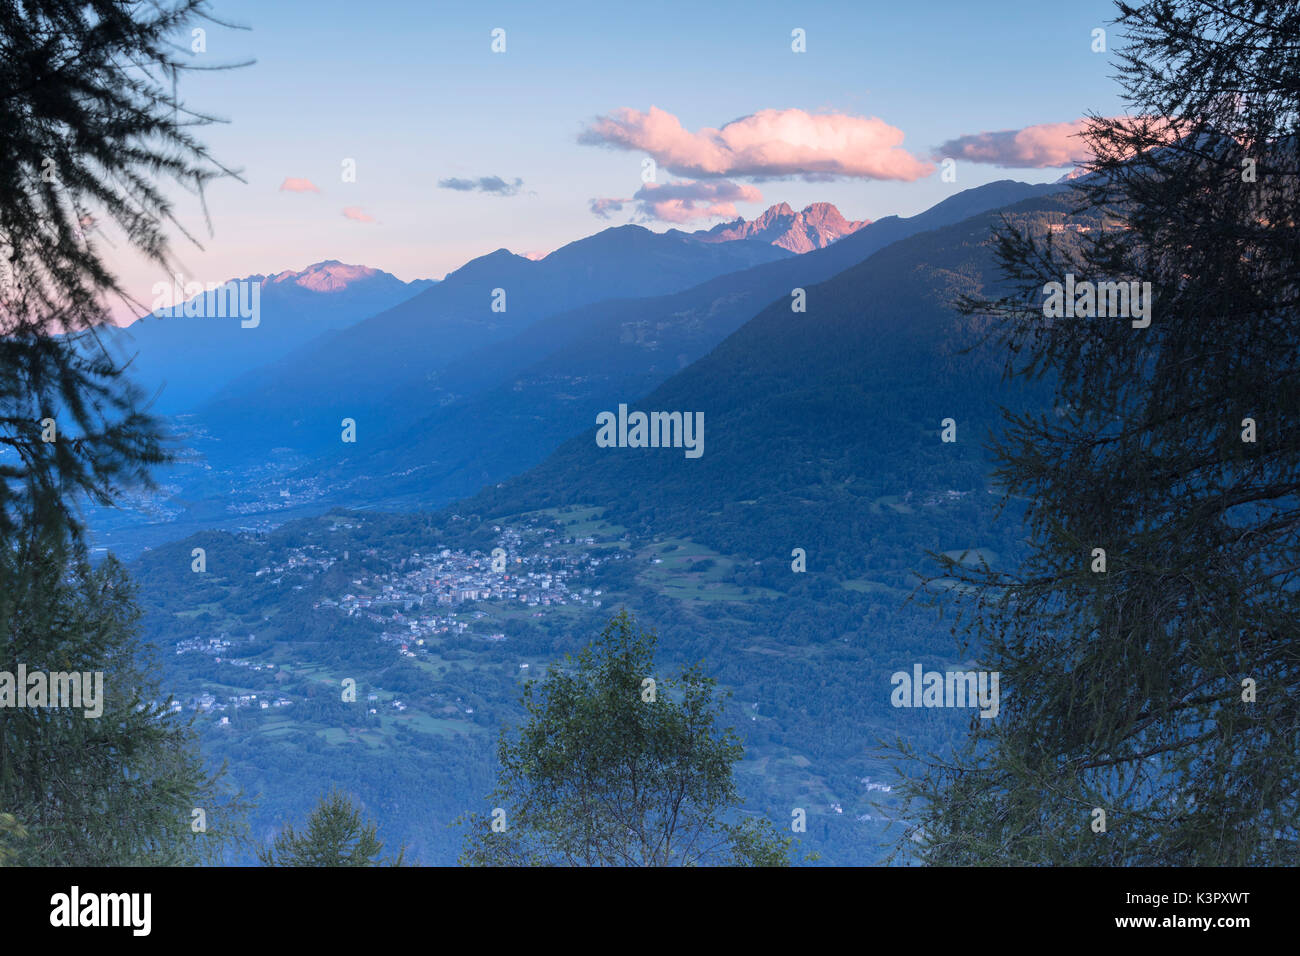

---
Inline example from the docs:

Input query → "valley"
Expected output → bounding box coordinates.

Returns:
[101,184,1075,865]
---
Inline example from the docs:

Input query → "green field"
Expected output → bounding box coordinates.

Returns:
[637,536,779,602]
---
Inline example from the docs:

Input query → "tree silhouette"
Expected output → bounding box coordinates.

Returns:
[897,0,1300,865]
[0,548,250,865]
[0,1,249,864]
[0,0,246,547]
[259,789,405,867]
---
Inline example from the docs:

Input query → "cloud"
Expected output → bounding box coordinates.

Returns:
[342,206,375,223]
[579,106,932,181]
[438,175,524,196]
[589,197,630,219]
[590,179,763,224]
[937,116,1183,170]
[629,179,766,223]
[279,177,321,193]
[935,120,1093,169]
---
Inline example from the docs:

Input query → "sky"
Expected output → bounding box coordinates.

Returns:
[105,0,1130,321]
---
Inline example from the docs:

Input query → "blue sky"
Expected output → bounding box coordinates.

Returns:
[110,0,1129,315]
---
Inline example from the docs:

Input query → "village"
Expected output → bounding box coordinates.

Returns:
[168,516,618,720]
[308,522,609,650]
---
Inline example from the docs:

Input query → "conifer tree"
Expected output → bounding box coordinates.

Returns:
[259,789,405,867]
[896,0,1300,865]
[0,0,245,547]
[0,541,248,865]
[0,2,247,864]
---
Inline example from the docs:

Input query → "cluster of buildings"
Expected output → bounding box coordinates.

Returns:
[226,476,329,515]
[255,546,337,582]
[171,514,620,728]
[175,635,233,656]
[310,524,609,648]
[902,489,971,508]
[174,634,276,672]
[118,482,186,521]
[187,691,293,716]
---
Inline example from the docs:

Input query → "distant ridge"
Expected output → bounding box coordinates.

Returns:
[672,201,870,253]
[99,260,434,413]
[259,260,437,294]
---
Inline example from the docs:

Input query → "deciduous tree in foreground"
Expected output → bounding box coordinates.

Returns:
[461,610,790,866]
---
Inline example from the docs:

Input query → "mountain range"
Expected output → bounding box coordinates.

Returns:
[120,178,1081,866]
[192,225,794,462]
[671,201,870,253]
[246,182,1062,513]
[90,183,1062,557]
[467,188,1078,575]
[97,261,435,414]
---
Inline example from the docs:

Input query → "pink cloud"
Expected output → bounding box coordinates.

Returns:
[590,179,763,224]
[342,206,375,223]
[938,116,1183,170]
[589,197,630,219]
[649,179,762,223]
[936,120,1094,169]
[279,177,321,193]
[579,106,933,181]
